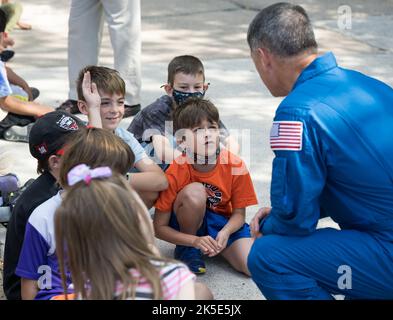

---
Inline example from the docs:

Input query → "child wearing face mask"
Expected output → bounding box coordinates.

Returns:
[127,55,239,169]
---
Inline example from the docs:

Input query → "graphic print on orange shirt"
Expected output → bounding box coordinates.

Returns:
[203,183,222,209]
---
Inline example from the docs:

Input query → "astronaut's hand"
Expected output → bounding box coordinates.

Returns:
[250,207,271,238]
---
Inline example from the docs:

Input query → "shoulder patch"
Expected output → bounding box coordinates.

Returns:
[270,121,303,151]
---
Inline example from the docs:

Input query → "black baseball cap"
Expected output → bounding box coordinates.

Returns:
[29,110,85,161]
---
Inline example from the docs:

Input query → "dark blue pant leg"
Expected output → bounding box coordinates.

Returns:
[248,228,393,300]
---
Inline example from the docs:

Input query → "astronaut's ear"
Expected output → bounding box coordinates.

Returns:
[257,47,272,68]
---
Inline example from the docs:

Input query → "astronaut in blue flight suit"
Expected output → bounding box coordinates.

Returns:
[246,3,393,299]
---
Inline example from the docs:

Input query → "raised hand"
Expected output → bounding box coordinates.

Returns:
[82,71,101,110]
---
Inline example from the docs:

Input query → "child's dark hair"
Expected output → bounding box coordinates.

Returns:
[167,55,205,86]
[76,66,125,101]
[0,9,7,33]
[36,131,77,174]
[173,98,219,132]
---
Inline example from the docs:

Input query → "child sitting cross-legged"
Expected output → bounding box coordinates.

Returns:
[153,98,258,275]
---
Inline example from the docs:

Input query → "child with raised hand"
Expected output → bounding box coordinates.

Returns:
[55,163,199,300]
[153,98,258,276]
[127,55,239,168]
[77,66,167,208]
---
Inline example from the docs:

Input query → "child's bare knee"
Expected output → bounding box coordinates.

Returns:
[181,182,206,206]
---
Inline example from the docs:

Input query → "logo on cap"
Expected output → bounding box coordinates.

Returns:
[35,143,48,155]
[56,115,79,131]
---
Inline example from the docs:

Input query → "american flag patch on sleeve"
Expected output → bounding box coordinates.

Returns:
[270,121,303,151]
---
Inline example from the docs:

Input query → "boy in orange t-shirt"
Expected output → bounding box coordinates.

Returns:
[154,98,258,275]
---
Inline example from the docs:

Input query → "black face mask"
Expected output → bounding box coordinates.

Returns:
[172,89,205,106]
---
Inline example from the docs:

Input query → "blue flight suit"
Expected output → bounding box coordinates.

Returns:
[248,52,393,299]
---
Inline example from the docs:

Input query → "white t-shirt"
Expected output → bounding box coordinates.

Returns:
[0,61,12,98]
[115,127,148,164]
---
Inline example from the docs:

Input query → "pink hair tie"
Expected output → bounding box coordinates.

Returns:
[67,164,112,186]
[84,174,92,185]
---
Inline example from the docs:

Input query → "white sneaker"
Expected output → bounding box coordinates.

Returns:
[3,123,34,143]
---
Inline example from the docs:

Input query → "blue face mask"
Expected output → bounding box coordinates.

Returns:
[172,89,205,106]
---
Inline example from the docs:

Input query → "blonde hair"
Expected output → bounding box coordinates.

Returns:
[58,127,134,188]
[55,172,170,300]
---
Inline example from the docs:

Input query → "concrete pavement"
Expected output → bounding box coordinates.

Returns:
[1,0,392,300]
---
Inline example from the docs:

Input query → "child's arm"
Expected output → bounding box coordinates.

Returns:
[0,95,53,117]
[175,279,195,300]
[153,209,220,254]
[21,278,38,300]
[213,208,247,256]
[5,67,33,100]
[152,135,182,163]
[130,158,168,192]
[128,171,168,192]
[80,71,102,128]
[16,217,53,300]
[134,157,164,173]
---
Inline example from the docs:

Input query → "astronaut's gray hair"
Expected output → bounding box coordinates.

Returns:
[247,2,317,57]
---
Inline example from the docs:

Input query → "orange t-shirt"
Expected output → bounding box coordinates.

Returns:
[155,149,258,217]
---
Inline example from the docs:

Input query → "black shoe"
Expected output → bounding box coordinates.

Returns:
[124,104,141,118]
[56,99,80,114]
[0,49,14,62]
[30,87,40,100]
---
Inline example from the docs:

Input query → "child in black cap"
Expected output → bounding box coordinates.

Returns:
[2,110,84,300]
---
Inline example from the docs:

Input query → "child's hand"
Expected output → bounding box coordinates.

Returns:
[23,86,33,101]
[82,71,101,110]
[193,235,220,256]
[212,229,230,257]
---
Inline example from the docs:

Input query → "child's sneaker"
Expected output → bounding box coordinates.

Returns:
[3,122,34,143]
[0,49,14,62]
[31,87,40,100]
[174,245,206,275]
